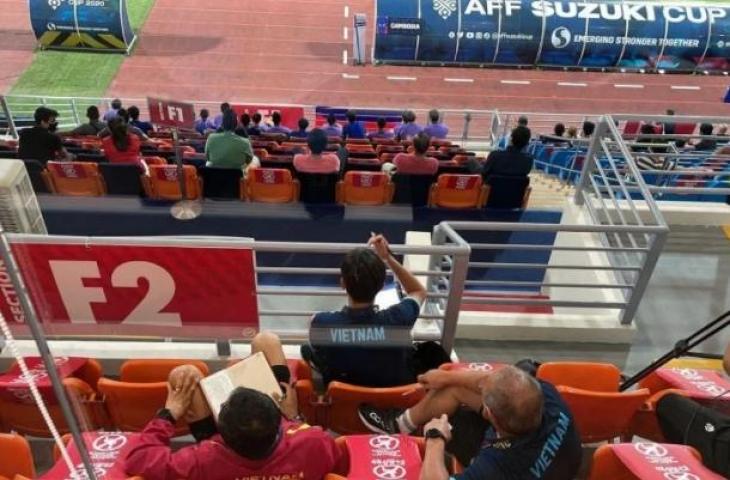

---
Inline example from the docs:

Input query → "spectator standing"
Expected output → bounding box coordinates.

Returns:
[475,126,533,182]
[393,133,438,175]
[342,110,366,140]
[422,109,449,139]
[70,106,106,136]
[290,118,310,139]
[205,110,254,170]
[368,117,395,140]
[293,129,340,174]
[322,113,343,138]
[395,111,422,140]
[128,106,154,135]
[267,112,292,136]
[194,109,215,135]
[102,117,145,170]
[18,107,72,164]
[103,98,122,122]
[694,123,717,151]
[359,365,582,480]
[213,103,231,130]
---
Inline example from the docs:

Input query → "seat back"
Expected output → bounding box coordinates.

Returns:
[557,386,650,443]
[537,362,621,392]
[391,174,437,207]
[99,163,144,196]
[485,175,530,209]
[428,174,487,209]
[588,443,703,480]
[0,433,35,480]
[298,173,339,204]
[245,168,299,203]
[325,382,425,434]
[337,171,393,205]
[144,165,201,200]
[45,161,105,196]
[201,166,243,199]
[22,159,50,194]
[119,359,209,383]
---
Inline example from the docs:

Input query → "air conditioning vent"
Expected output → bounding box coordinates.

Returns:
[0,160,47,234]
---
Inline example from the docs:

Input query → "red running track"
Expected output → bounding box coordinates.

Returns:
[0,0,35,93]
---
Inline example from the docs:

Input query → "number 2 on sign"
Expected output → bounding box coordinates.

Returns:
[49,260,182,326]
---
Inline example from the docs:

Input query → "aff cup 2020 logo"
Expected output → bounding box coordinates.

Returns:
[433,0,458,20]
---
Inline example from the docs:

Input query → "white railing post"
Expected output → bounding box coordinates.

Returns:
[0,96,18,140]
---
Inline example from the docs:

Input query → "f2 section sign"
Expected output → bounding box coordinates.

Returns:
[374,0,730,71]
[29,0,136,52]
[0,239,259,339]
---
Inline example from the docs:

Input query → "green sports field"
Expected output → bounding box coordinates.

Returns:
[9,0,155,98]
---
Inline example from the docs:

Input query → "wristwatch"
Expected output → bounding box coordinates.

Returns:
[156,408,176,424]
[425,428,447,442]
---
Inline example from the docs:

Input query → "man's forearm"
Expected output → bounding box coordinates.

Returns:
[420,440,449,480]
[386,255,426,299]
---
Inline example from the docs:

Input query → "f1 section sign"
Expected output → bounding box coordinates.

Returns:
[0,237,259,339]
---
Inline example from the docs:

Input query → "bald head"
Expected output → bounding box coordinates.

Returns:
[481,366,544,436]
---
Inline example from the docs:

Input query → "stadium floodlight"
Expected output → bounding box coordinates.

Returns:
[724,71,729,76]
[703,70,709,75]
[658,69,665,74]
[639,68,645,73]
[620,68,626,73]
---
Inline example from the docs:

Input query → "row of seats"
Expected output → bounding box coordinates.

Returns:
[27,160,532,209]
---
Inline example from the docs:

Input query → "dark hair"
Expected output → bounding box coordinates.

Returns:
[218,387,281,460]
[221,102,231,113]
[86,106,100,121]
[253,112,262,124]
[401,111,409,122]
[406,111,417,123]
[700,123,713,135]
[34,107,59,125]
[675,139,686,148]
[307,128,328,155]
[510,126,531,149]
[108,117,130,152]
[518,116,529,127]
[341,248,386,303]
[298,117,309,131]
[346,110,357,123]
[582,121,596,137]
[117,108,130,123]
[666,109,675,116]
[111,99,122,110]
[128,105,140,121]
[377,117,386,129]
[241,113,251,127]
[413,132,430,155]
[272,111,282,126]
[222,110,238,132]
[553,123,565,137]
[327,113,337,126]
[640,123,656,135]
[429,109,440,124]
[200,109,210,119]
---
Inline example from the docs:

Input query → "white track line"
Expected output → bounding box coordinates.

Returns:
[342,73,359,79]
[500,80,530,85]
[344,6,349,18]
[343,26,348,40]
[614,84,644,89]
[444,77,474,83]
[387,76,417,81]
[671,85,701,90]
[557,82,587,87]
[342,50,348,65]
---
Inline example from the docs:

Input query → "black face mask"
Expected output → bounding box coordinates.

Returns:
[48,121,58,132]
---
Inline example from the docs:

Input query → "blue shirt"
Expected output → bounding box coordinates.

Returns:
[423,123,449,139]
[268,125,292,135]
[322,124,343,138]
[342,121,366,139]
[290,130,308,139]
[309,298,420,387]
[455,381,582,480]
[369,130,395,140]
[131,119,153,135]
[194,118,215,135]
[395,122,422,140]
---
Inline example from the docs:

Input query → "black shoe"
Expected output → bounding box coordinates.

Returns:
[358,404,403,434]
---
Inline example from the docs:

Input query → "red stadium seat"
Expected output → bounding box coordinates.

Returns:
[44,161,106,197]
[587,443,703,480]
[428,174,488,209]
[627,389,687,442]
[0,433,35,480]
[536,362,621,392]
[244,168,300,203]
[120,359,209,383]
[142,164,202,200]
[336,171,394,205]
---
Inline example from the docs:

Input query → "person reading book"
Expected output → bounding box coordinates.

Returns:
[123,332,340,480]
[301,234,450,388]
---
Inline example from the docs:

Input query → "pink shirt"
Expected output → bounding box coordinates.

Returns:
[293,153,340,174]
[393,153,439,175]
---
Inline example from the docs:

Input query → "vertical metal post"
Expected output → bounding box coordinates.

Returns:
[440,244,469,354]
[574,116,608,206]
[0,230,97,479]
[461,112,471,144]
[427,225,447,294]
[170,128,202,220]
[620,229,667,325]
[70,98,81,126]
[172,128,188,200]
[0,96,18,140]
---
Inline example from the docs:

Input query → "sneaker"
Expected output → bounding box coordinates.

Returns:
[358,404,403,434]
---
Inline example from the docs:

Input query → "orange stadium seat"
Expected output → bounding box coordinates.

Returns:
[587,443,702,480]
[428,174,488,209]
[537,362,621,392]
[244,168,300,203]
[143,164,202,200]
[142,156,168,166]
[0,433,35,480]
[44,161,106,197]
[336,171,394,206]
[97,360,208,435]
[627,389,687,442]
[254,148,269,160]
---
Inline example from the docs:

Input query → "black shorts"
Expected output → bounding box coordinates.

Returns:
[447,408,490,468]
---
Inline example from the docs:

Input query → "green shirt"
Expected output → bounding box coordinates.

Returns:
[205,131,253,169]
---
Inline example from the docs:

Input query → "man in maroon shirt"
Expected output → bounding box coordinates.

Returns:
[393,132,438,175]
[123,332,341,480]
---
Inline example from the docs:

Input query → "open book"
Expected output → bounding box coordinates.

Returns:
[199,352,282,419]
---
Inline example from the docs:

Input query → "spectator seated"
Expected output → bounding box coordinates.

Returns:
[244,168,300,203]
[143,164,202,200]
[391,173,436,207]
[100,163,145,196]
[484,175,531,209]
[298,172,339,204]
[21,159,51,194]
[336,171,394,206]
[201,166,244,200]
[428,174,488,209]
[44,161,106,197]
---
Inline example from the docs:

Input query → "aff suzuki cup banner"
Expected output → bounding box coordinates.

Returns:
[29,0,136,52]
[374,0,730,71]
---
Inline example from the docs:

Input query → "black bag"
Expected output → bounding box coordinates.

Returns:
[411,341,452,375]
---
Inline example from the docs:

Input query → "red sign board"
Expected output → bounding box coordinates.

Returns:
[41,432,136,480]
[0,357,87,405]
[232,104,304,130]
[345,435,422,480]
[147,97,196,129]
[3,241,259,338]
